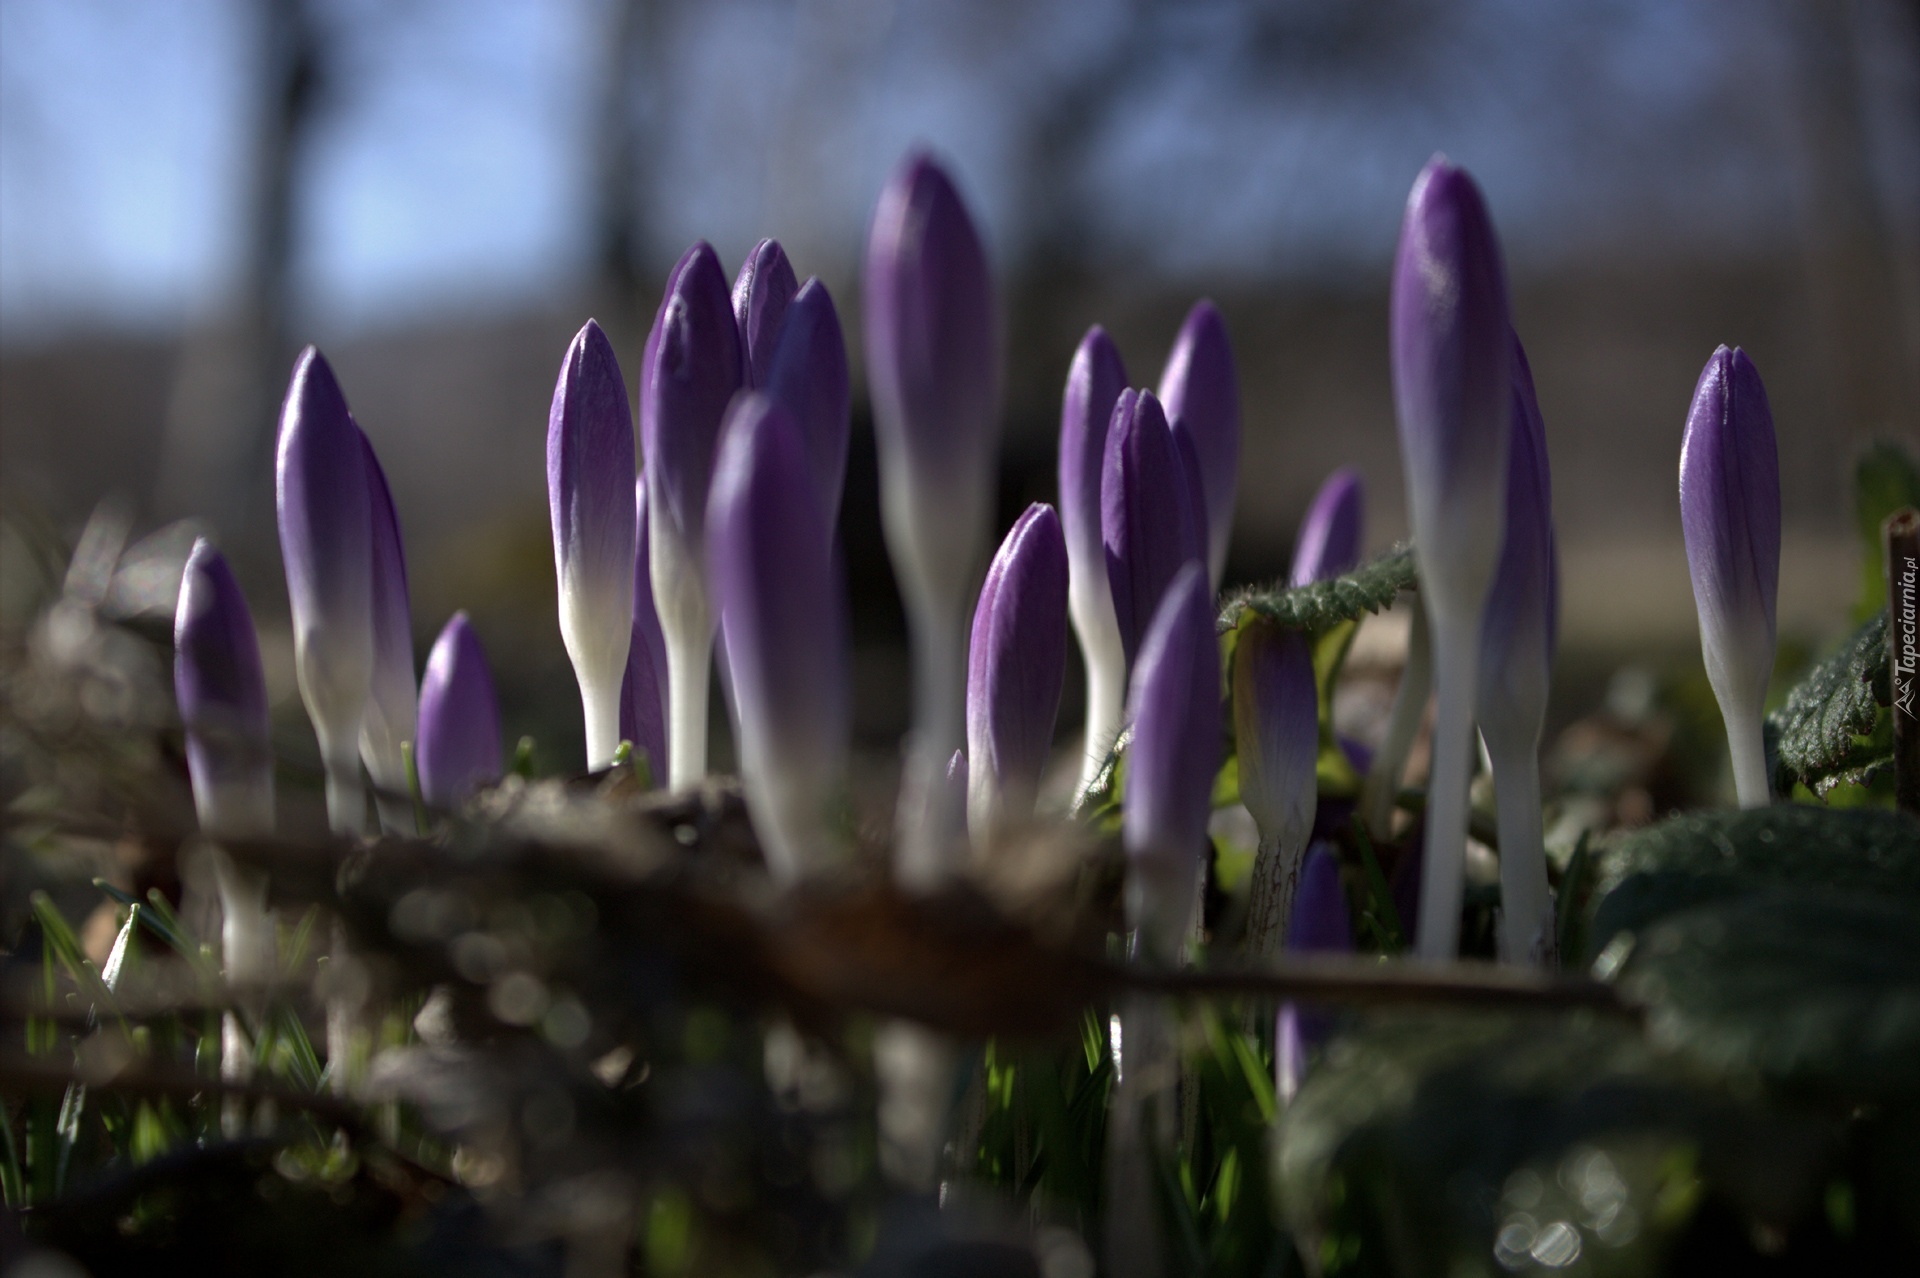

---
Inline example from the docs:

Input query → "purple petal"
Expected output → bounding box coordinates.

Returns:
[1058,326,1129,594]
[548,319,637,611]
[1288,843,1354,955]
[358,428,416,783]
[631,477,669,721]
[275,346,373,690]
[1289,467,1366,588]
[1101,389,1204,671]
[732,238,799,390]
[967,503,1070,819]
[1157,300,1240,583]
[1231,618,1319,841]
[619,617,668,785]
[1478,333,1557,719]
[175,538,272,802]
[642,244,745,551]
[1679,345,1779,664]
[1124,562,1221,890]
[416,612,503,808]
[763,277,852,521]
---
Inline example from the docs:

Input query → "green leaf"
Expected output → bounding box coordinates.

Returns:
[1854,441,1920,621]
[1767,609,1892,796]
[1619,890,1920,1104]
[1584,805,1920,960]
[1219,544,1416,634]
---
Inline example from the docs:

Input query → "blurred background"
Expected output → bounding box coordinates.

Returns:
[2,0,1916,778]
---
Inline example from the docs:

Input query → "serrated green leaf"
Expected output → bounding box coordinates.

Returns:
[1768,609,1892,795]
[1854,441,1920,621]
[1219,544,1416,634]
[1620,890,1920,1104]
[1584,805,1920,960]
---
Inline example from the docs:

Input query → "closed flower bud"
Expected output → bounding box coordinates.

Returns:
[357,428,417,833]
[1289,467,1365,587]
[1233,617,1320,956]
[1058,327,1130,788]
[275,346,373,834]
[763,277,852,522]
[548,319,636,771]
[732,238,799,389]
[707,393,850,880]
[966,503,1069,843]
[416,612,503,809]
[1102,389,1204,674]
[1157,300,1240,590]
[175,539,274,839]
[623,478,668,784]
[1680,345,1780,809]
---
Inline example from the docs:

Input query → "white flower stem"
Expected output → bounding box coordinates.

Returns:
[1104,991,1175,1278]
[896,604,966,889]
[1361,602,1432,838]
[315,731,364,837]
[662,602,711,790]
[1486,736,1554,966]
[1075,613,1127,793]
[1415,620,1480,961]
[1246,828,1309,958]
[1723,700,1771,809]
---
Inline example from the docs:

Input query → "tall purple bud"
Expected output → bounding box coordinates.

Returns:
[1124,563,1221,965]
[548,319,636,771]
[1290,467,1366,587]
[864,152,1001,886]
[1158,300,1240,590]
[1233,617,1320,957]
[764,277,852,522]
[357,429,417,833]
[1389,157,1514,961]
[644,244,745,787]
[708,393,851,880]
[1276,843,1354,1104]
[415,612,503,809]
[1680,345,1780,809]
[1478,335,1559,965]
[276,346,374,834]
[1058,327,1130,789]
[1103,389,1204,675]
[621,478,669,785]
[966,503,1069,844]
[176,539,274,840]
[732,238,798,389]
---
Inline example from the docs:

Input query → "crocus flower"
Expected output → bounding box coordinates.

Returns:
[1103,389,1204,675]
[1157,300,1240,590]
[1477,334,1559,965]
[644,243,745,786]
[1233,616,1320,957]
[1123,562,1221,965]
[732,238,798,389]
[1058,327,1130,790]
[1389,156,1514,960]
[549,319,636,771]
[415,612,503,809]
[707,392,850,880]
[1276,842,1353,1104]
[763,277,852,522]
[356,429,417,834]
[863,152,1001,886]
[622,478,668,785]
[1289,467,1365,587]
[276,346,374,834]
[1680,345,1780,810]
[966,503,1069,843]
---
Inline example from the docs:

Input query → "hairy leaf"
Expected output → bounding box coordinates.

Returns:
[1218,544,1416,634]
[1768,609,1891,795]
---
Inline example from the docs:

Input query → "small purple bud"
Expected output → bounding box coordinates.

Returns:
[1157,300,1240,589]
[708,392,850,879]
[966,503,1070,841]
[763,277,852,522]
[275,346,373,834]
[1289,467,1366,588]
[416,612,503,809]
[548,319,636,770]
[1102,389,1204,673]
[1276,843,1353,1102]
[175,539,274,838]
[732,238,798,390]
[1680,345,1780,809]
[619,618,667,787]
[357,428,417,833]
[1233,617,1320,955]
[1059,327,1131,788]
[1124,563,1221,962]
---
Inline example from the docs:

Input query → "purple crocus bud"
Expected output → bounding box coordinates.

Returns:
[1058,327,1130,790]
[176,538,274,839]
[863,152,1002,884]
[1680,345,1780,810]
[548,319,636,771]
[732,238,798,389]
[1289,467,1366,587]
[1102,389,1204,674]
[415,612,503,810]
[1123,563,1221,964]
[707,392,850,880]
[1276,843,1353,1103]
[1477,334,1559,965]
[1390,156,1514,961]
[644,243,745,787]
[275,346,373,834]
[1233,617,1320,957]
[356,428,417,834]
[763,277,851,521]
[1158,301,1240,590]
[966,503,1070,843]
[622,478,669,785]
